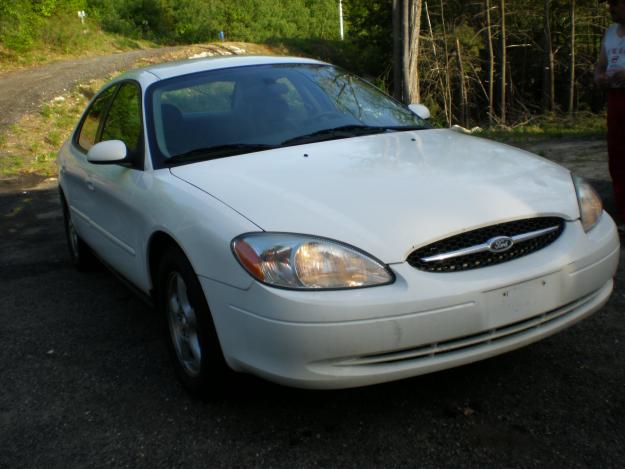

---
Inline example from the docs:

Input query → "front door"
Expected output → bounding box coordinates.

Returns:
[81,81,147,286]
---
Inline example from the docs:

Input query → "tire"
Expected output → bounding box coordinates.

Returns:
[157,246,231,397]
[60,192,96,271]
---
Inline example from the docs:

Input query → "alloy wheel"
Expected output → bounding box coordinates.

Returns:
[166,271,202,377]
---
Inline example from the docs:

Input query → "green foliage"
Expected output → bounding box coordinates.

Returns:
[0,0,40,51]
[5,0,337,47]
[0,0,614,131]
[46,130,63,147]
[342,0,392,78]
[85,0,339,44]
[479,113,606,141]
[33,0,61,17]
[171,0,225,44]
[343,0,611,127]
[0,154,27,177]
[0,78,104,178]
[0,0,88,53]
[40,104,52,118]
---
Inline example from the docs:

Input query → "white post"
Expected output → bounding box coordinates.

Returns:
[339,0,344,41]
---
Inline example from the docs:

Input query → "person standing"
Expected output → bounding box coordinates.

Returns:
[596,0,625,230]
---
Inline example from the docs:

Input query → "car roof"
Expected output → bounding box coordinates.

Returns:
[122,55,327,81]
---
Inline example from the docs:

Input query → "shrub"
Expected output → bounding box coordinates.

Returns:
[0,0,88,53]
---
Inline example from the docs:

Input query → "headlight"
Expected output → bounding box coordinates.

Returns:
[572,174,602,232]
[232,233,394,290]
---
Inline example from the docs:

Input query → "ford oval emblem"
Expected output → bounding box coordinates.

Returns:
[488,236,514,253]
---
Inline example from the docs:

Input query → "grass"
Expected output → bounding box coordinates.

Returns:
[0,18,156,75]
[0,77,109,178]
[477,112,606,143]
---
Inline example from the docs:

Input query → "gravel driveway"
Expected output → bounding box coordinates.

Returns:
[0,48,176,132]
[0,53,624,467]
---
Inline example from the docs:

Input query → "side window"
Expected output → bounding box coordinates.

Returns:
[100,82,142,155]
[77,86,116,151]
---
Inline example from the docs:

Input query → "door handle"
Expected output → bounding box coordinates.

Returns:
[86,179,95,191]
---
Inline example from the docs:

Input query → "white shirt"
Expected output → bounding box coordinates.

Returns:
[604,24,625,78]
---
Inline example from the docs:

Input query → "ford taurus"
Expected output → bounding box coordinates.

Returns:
[57,56,619,394]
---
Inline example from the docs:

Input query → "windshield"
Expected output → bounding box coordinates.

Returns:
[147,63,428,167]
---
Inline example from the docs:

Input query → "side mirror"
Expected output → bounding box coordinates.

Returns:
[408,103,431,120]
[87,140,127,165]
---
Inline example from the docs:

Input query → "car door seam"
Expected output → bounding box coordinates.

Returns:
[70,205,136,256]
[169,170,264,231]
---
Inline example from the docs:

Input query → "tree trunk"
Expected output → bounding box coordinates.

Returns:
[456,38,468,127]
[424,0,450,125]
[500,0,506,125]
[396,0,423,104]
[392,0,402,100]
[569,0,576,115]
[542,0,555,112]
[407,0,423,103]
[440,0,452,124]
[485,0,495,125]
[402,0,411,102]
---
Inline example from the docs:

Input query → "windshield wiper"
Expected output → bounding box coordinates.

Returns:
[281,125,386,146]
[165,143,276,166]
[280,124,426,147]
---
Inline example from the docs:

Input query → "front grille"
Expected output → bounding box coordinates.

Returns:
[407,217,565,272]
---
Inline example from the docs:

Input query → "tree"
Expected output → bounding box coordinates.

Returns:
[542,0,555,112]
[569,0,576,114]
[406,0,423,103]
[484,0,495,124]
[356,0,609,126]
[392,0,422,104]
[392,0,401,99]
[499,0,507,125]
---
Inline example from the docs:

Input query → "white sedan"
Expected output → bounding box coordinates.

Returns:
[57,56,619,394]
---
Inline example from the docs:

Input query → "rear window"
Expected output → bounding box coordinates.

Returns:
[161,81,235,113]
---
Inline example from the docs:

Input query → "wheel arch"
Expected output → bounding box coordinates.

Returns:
[58,185,68,208]
[147,230,185,294]
[150,230,233,394]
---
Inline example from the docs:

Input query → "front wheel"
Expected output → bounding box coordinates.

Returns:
[157,246,230,396]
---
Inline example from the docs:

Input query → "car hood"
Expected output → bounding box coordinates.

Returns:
[170,129,579,263]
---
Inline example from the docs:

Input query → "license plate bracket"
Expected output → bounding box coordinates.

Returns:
[484,272,562,327]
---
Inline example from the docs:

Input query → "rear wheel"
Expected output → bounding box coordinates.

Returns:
[157,246,230,396]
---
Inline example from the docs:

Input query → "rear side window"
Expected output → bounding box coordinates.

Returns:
[100,82,142,156]
[77,86,116,151]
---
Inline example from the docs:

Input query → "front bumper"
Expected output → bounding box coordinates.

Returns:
[201,216,619,389]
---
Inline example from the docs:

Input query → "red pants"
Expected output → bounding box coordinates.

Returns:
[608,89,625,222]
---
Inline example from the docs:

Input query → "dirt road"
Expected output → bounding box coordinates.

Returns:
[0,48,176,131]
[0,42,275,133]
